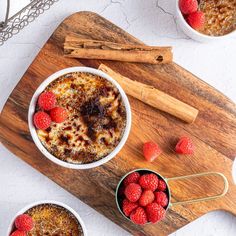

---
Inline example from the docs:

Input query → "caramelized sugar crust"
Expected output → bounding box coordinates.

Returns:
[199,0,236,36]
[36,72,126,164]
[25,204,83,236]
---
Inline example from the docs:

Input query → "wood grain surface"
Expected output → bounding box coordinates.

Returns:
[0,12,236,236]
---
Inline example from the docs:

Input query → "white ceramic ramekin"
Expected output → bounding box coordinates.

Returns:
[175,0,236,42]
[28,67,132,169]
[7,200,87,236]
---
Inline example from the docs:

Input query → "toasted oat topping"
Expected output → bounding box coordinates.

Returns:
[36,72,126,164]
[26,204,83,236]
[199,0,236,36]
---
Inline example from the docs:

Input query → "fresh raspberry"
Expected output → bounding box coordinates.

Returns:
[157,179,167,191]
[139,173,159,192]
[187,11,205,30]
[179,0,198,15]
[10,230,26,236]
[50,107,68,123]
[143,141,162,162]
[124,183,142,202]
[175,136,194,154]
[146,203,166,223]
[15,214,34,232]
[130,207,147,225]
[122,198,138,217]
[33,111,51,130]
[38,91,56,111]
[139,190,155,207]
[155,191,168,207]
[123,172,140,187]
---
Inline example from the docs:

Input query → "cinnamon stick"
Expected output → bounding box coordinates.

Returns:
[98,64,198,123]
[64,36,173,64]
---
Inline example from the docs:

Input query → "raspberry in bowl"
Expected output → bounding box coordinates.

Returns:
[28,67,131,169]
[176,0,236,42]
[116,169,229,225]
[7,201,87,236]
[116,169,170,225]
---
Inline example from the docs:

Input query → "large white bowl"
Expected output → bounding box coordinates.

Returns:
[175,0,236,42]
[28,67,132,169]
[7,200,87,235]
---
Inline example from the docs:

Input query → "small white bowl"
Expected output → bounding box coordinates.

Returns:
[28,67,132,169]
[7,200,87,236]
[175,0,236,42]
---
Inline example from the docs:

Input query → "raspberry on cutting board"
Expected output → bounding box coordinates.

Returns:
[175,136,194,154]
[143,141,162,162]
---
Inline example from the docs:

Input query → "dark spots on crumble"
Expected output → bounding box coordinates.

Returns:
[70,83,76,89]
[64,149,71,156]
[87,125,97,141]
[98,85,111,97]
[117,104,126,118]
[46,127,51,132]
[59,135,69,145]
[78,136,84,142]
[45,136,50,143]
[80,98,104,117]
[70,151,96,163]
[103,119,117,130]
[63,126,72,131]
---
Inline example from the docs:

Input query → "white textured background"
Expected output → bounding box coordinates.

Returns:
[0,0,236,235]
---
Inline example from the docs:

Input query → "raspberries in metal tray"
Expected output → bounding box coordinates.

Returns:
[122,199,138,217]
[123,172,140,187]
[139,173,159,192]
[124,183,142,202]
[146,203,166,223]
[130,207,148,225]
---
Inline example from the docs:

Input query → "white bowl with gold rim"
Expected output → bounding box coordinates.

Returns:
[28,67,132,169]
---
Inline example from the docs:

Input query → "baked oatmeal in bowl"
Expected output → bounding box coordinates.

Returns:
[28,67,131,169]
[176,0,236,42]
[7,200,87,236]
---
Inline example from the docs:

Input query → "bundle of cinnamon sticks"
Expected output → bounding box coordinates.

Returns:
[63,36,199,123]
[64,36,173,64]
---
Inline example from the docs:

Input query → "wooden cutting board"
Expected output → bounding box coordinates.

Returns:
[0,12,236,236]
